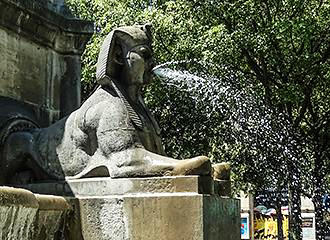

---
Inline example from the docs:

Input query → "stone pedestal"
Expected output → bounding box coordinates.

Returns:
[20,176,241,240]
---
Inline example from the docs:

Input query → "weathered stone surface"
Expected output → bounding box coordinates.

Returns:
[203,196,240,239]
[0,187,71,240]
[212,162,231,180]
[20,176,214,197]
[77,197,126,240]
[73,193,240,240]
[212,162,232,196]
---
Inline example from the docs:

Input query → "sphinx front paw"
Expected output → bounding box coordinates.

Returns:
[171,156,212,176]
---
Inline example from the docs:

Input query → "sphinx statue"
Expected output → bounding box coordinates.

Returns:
[0,25,212,184]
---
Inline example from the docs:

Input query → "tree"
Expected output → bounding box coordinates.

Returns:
[188,1,329,238]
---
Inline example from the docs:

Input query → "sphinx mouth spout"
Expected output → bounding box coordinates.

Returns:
[152,65,161,72]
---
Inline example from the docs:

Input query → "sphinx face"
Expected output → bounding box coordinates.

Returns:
[124,44,154,86]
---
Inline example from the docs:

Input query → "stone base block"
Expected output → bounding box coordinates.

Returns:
[71,193,240,240]
[21,176,214,197]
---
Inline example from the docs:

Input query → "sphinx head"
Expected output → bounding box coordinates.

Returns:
[96,24,154,87]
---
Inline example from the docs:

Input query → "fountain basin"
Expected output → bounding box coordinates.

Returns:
[0,187,71,240]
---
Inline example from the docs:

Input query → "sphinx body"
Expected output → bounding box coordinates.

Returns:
[2,85,166,182]
[0,25,211,184]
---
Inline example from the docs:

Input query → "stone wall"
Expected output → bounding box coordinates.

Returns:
[0,0,93,126]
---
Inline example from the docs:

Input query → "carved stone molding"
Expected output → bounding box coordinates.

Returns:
[0,0,94,54]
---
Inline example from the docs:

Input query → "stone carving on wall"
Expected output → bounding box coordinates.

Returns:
[0,25,212,184]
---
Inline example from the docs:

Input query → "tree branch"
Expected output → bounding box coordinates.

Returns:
[293,87,311,127]
[241,49,274,103]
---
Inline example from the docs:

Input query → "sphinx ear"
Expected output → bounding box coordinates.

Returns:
[112,42,124,65]
[142,23,152,41]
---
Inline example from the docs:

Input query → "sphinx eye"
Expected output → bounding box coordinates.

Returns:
[140,47,152,59]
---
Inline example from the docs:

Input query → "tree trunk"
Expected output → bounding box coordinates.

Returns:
[312,127,328,240]
[313,194,325,240]
[313,149,326,240]
[276,191,284,240]
[288,160,302,240]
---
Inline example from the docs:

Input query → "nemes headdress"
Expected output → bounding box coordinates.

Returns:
[96,24,152,86]
[95,25,153,131]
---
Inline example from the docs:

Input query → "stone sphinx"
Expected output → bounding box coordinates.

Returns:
[0,25,211,184]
